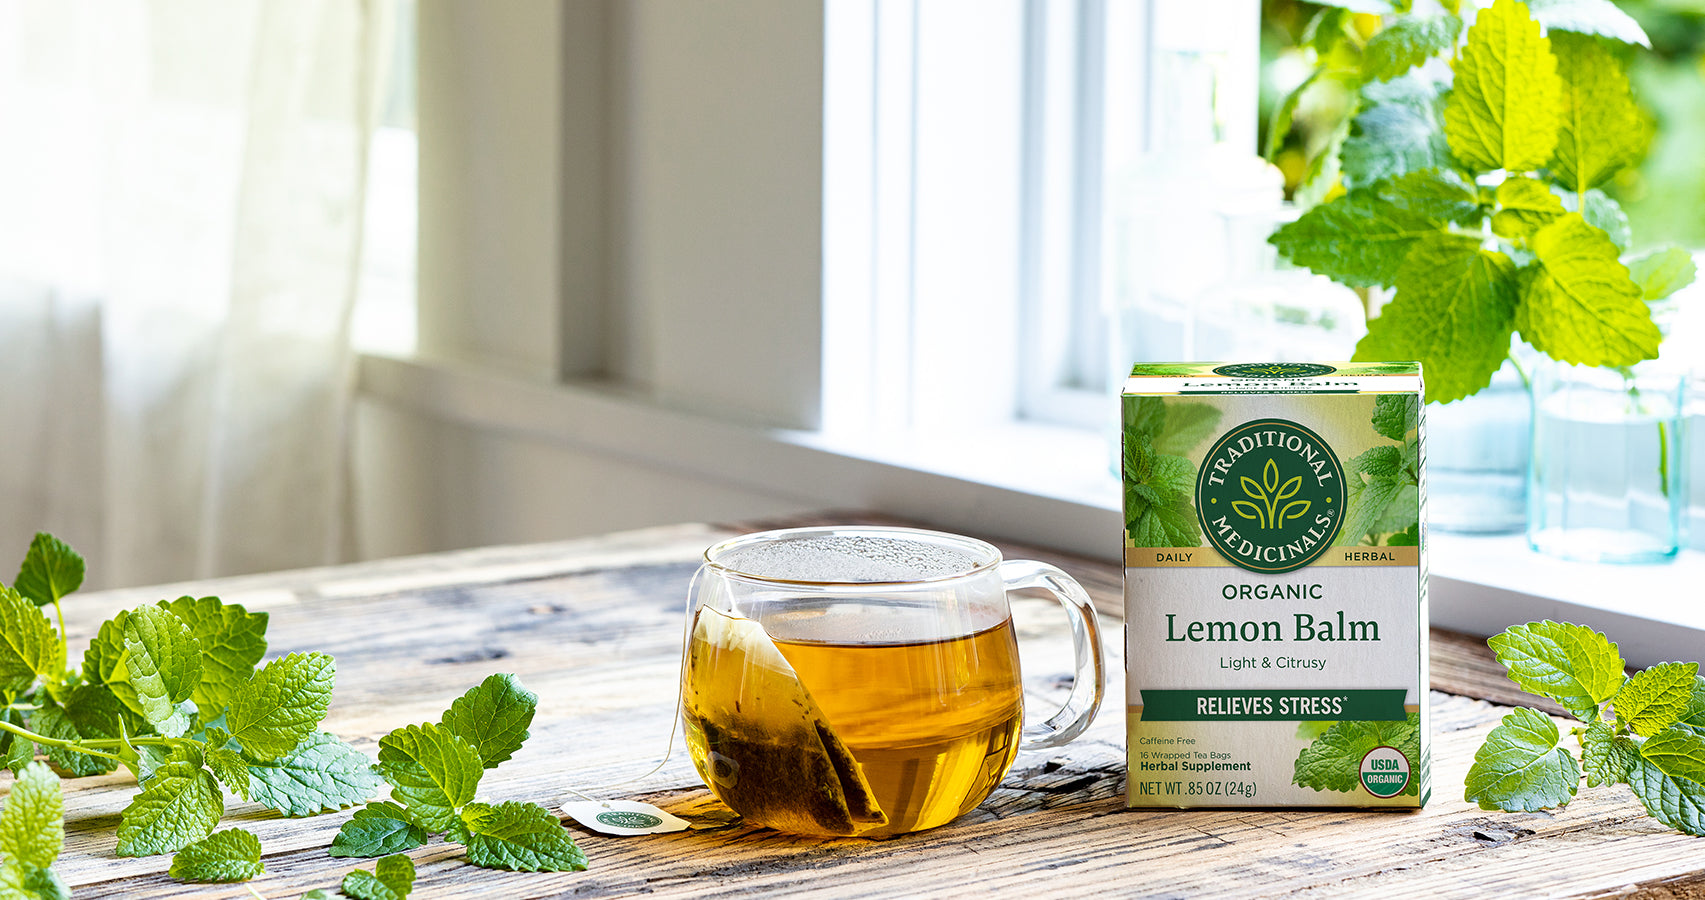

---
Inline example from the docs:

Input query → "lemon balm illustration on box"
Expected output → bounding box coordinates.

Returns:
[1123,362,1428,808]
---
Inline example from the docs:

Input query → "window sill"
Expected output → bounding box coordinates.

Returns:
[357,353,1702,667]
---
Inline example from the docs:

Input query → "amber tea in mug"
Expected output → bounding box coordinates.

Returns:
[681,527,1104,838]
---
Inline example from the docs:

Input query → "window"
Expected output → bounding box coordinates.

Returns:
[823,0,1365,442]
[350,0,418,357]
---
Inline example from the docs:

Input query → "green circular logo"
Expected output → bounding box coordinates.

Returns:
[1212,363,1338,379]
[595,810,664,829]
[1197,418,1345,573]
[1360,746,1411,797]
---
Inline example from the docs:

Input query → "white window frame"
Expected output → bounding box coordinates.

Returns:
[368,0,1705,671]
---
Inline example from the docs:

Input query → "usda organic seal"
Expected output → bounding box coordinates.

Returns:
[1360,746,1411,797]
[1197,418,1345,574]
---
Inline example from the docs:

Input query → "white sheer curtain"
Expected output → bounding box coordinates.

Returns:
[0,0,391,588]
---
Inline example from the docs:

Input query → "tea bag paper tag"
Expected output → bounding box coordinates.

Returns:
[561,800,691,836]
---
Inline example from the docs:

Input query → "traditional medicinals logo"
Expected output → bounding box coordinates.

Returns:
[595,810,665,829]
[1196,418,1345,573]
[1212,362,1337,379]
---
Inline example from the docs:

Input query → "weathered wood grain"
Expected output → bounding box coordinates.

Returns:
[2,517,1696,899]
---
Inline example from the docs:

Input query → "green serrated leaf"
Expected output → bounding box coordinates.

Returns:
[1338,474,1415,547]
[120,604,203,730]
[1123,409,1203,550]
[80,611,128,688]
[376,723,483,833]
[1640,726,1705,785]
[1293,714,1421,795]
[0,588,63,696]
[1124,394,1164,437]
[1581,720,1637,787]
[1293,107,1353,210]
[1626,756,1705,836]
[460,801,588,872]
[1152,402,1222,457]
[1446,0,1560,173]
[204,747,251,802]
[1354,445,1405,479]
[1373,394,1421,442]
[1342,74,1454,190]
[1356,234,1518,403]
[330,802,428,859]
[1269,169,1478,289]
[1617,662,1700,736]
[0,710,33,775]
[1363,16,1462,82]
[167,828,263,883]
[1489,620,1625,720]
[134,744,172,785]
[0,762,62,870]
[1573,189,1632,251]
[247,732,382,817]
[1295,720,1337,741]
[1372,482,1422,536]
[1516,213,1658,367]
[1628,247,1697,302]
[375,852,415,888]
[1385,523,1421,546]
[226,652,335,761]
[1337,432,1421,548]
[1126,454,1200,549]
[12,535,84,608]
[1551,32,1649,196]
[1394,168,1487,224]
[29,686,125,777]
[341,853,415,900]
[1464,707,1581,811]
[1527,0,1650,47]
[116,747,224,856]
[1491,176,1565,239]
[302,889,335,900]
[0,862,68,900]
[158,596,268,714]
[1683,677,1705,731]
[440,674,537,769]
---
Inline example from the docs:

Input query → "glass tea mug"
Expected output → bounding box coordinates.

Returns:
[680,526,1104,837]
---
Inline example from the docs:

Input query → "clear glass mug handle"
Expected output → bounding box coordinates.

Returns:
[1000,560,1105,750]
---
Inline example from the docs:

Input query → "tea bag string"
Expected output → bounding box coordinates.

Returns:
[558,592,694,808]
[558,696,682,807]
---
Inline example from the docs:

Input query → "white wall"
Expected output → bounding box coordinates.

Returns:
[356,0,826,559]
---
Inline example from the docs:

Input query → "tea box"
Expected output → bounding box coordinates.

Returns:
[1122,362,1427,808]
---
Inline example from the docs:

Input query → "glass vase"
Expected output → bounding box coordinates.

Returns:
[1428,358,1530,534]
[1527,360,1689,564]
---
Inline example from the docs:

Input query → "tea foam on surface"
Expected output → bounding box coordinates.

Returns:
[715,535,983,583]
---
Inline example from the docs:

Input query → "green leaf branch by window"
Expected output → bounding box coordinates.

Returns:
[1267,0,1695,403]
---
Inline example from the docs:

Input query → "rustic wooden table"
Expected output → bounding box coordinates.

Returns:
[24,517,1705,898]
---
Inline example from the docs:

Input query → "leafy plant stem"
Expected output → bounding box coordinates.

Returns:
[75,735,179,749]
[1658,420,1671,499]
[1506,352,1531,391]
[51,596,67,665]
[244,885,267,900]
[1265,69,1322,162]
[0,717,127,763]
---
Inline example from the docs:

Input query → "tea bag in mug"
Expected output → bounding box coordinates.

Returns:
[683,606,887,836]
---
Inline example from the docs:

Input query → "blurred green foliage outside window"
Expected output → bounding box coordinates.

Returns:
[1259,0,1705,248]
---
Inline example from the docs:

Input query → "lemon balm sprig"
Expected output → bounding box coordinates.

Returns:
[1466,621,1705,836]
[0,531,587,899]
